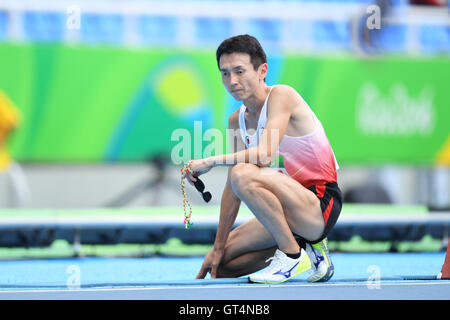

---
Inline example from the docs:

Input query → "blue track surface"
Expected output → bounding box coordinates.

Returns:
[0,252,449,299]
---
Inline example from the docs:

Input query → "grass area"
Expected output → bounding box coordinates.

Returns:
[0,204,430,219]
[0,205,442,259]
[0,238,213,260]
[329,235,444,253]
[0,235,445,260]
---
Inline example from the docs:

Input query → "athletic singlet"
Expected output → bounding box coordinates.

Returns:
[238,86,339,188]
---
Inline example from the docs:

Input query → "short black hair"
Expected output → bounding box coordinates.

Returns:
[216,34,267,71]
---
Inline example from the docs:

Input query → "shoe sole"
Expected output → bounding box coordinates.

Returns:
[309,263,334,282]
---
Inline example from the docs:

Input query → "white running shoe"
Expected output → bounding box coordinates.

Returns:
[305,238,334,282]
[248,249,311,284]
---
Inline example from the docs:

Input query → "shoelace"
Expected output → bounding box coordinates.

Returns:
[264,253,284,273]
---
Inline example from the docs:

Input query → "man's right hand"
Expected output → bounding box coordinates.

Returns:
[196,247,225,279]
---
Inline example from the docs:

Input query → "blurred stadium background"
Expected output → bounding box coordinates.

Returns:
[0,0,449,259]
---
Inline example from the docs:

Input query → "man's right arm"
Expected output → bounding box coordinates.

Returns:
[196,172,241,279]
[213,169,241,251]
[213,109,244,250]
[196,110,244,279]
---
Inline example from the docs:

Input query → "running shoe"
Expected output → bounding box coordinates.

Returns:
[248,249,311,284]
[305,238,334,282]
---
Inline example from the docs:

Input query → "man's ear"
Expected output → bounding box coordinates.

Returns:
[258,63,268,81]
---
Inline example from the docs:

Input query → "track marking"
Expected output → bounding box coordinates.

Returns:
[0,280,449,294]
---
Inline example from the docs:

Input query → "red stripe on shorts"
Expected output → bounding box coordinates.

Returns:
[316,184,326,198]
[323,197,334,226]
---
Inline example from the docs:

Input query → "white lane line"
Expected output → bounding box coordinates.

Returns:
[0,280,449,294]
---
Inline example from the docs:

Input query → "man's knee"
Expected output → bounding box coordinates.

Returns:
[229,163,258,192]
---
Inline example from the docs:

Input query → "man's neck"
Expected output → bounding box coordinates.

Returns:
[244,85,270,115]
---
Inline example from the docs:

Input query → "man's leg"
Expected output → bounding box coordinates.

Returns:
[216,163,326,279]
[216,218,277,278]
[229,163,324,255]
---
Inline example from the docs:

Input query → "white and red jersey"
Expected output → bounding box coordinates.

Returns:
[238,86,339,188]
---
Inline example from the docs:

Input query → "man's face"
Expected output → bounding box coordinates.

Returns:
[219,52,267,101]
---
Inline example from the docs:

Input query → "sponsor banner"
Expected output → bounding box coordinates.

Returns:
[0,43,448,165]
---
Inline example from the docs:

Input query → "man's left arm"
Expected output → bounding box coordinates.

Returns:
[210,86,293,167]
[184,86,295,181]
